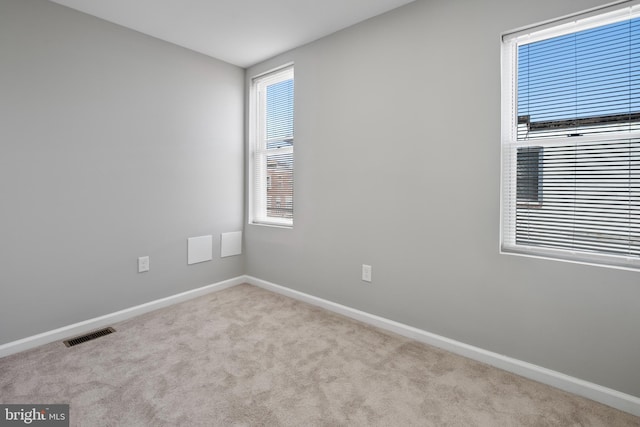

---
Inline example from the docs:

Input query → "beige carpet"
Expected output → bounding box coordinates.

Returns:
[0,284,638,426]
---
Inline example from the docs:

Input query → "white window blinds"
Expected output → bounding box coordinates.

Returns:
[251,66,294,226]
[501,4,640,269]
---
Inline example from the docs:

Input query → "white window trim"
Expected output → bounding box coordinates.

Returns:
[503,1,640,45]
[249,65,294,228]
[500,2,640,271]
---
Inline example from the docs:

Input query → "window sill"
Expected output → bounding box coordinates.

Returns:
[500,244,640,272]
[249,221,293,230]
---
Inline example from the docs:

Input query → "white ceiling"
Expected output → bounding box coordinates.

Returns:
[49,0,416,68]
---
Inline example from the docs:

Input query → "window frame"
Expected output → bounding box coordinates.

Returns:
[500,2,640,271]
[249,65,294,228]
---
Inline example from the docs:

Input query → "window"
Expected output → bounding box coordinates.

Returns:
[250,66,294,226]
[501,4,640,269]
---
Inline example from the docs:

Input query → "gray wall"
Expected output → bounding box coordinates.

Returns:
[0,0,244,344]
[245,0,640,397]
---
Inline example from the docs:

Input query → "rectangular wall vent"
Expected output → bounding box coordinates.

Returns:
[63,327,115,347]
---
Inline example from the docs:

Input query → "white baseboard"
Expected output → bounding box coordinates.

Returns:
[0,276,245,359]
[3,274,638,417]
[245,275,640,417]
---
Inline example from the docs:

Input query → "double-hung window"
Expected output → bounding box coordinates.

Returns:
[501,3,640,269]
[250,66,294,227]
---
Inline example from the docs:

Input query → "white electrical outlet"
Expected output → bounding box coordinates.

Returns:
[138,256,150,273]
[362,264,372,282]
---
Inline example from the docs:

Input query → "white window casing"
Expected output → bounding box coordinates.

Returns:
[501,1,640,270]
[250,65,294,227]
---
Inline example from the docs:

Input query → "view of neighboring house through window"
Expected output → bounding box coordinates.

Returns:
[250,66,294,226]
[516,146,543,205]
[501,5,640,269]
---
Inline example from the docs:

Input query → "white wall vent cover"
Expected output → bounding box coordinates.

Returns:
[188,235,213,265]
[221,231,242,257]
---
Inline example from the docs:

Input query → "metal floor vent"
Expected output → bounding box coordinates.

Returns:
[63,327,115,347]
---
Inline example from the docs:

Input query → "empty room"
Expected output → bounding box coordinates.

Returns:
[1,0,639,425]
